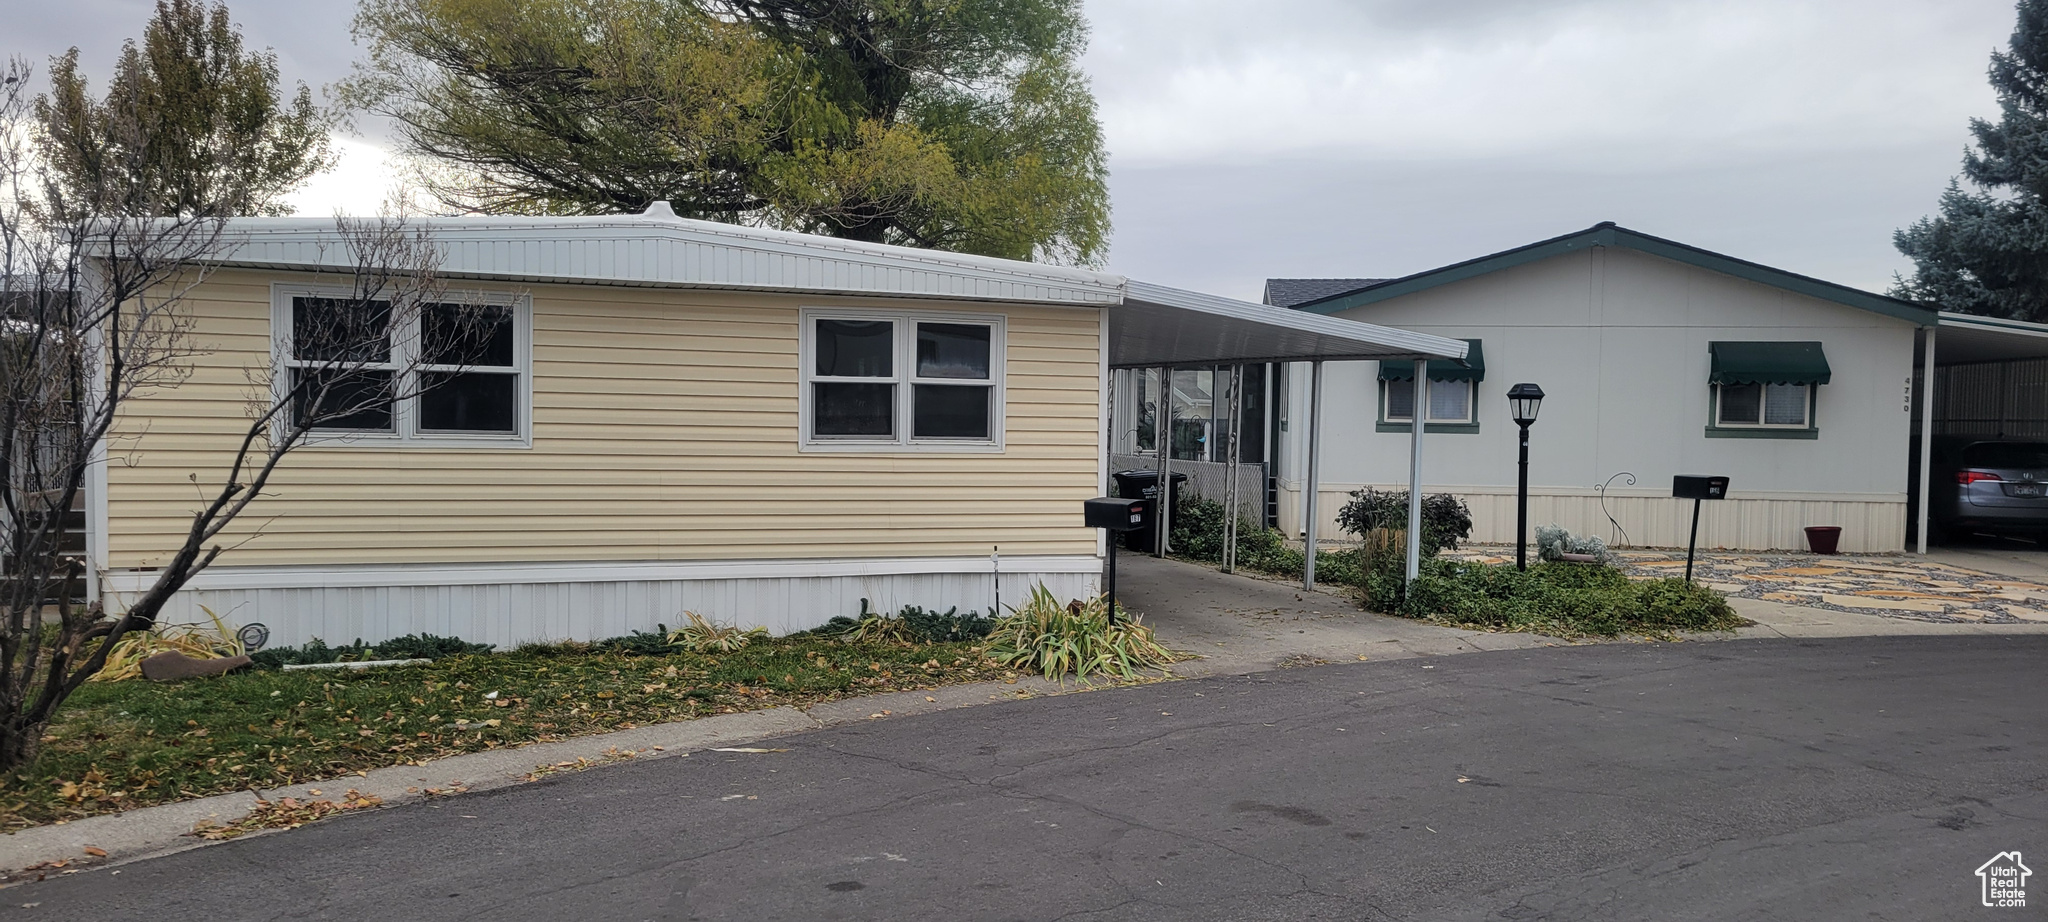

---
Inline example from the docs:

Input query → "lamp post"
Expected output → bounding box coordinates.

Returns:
[1507,383,1546,570]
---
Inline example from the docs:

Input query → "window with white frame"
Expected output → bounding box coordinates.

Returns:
[1714,382,1811,428]
[1382,377,1476,425]
[802,310,1003,449]
[275,287,530,445]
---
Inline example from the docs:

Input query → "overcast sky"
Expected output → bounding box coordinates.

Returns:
[7,0,2024,300]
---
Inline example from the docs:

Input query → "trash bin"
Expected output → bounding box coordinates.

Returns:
[1112,469,1187,552]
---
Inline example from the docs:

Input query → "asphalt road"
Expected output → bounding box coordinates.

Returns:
[15,636,2047,921]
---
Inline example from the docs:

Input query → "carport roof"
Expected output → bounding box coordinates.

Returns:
[1112,281,1467,368]
[1936,312,2048,365]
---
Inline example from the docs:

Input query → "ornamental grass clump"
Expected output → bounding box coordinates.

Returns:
[988,585,1175,681]
[90,607,245,683]
[669,612,769,653]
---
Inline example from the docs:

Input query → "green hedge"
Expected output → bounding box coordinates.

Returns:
[1384,557,1742,637]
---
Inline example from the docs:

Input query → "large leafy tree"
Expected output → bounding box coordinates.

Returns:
[35,0,334,218]
[346,0,1109,265]
[1894,0,2048,321]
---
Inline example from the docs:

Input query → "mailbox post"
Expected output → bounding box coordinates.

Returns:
[1672,475,1730,583]
[1084,497,1150,623]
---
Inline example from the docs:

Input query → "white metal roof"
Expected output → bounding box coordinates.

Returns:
[209,203,1123,306]
[199,204,1467,365]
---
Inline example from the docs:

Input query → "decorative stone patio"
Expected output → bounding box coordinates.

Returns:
[1441,545,2048,625]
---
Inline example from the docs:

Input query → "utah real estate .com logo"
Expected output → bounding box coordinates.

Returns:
[1977,851,2031,909]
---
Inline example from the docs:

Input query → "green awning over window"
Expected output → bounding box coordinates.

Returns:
[1379,339,1484,382]
[1708,341,1831,386]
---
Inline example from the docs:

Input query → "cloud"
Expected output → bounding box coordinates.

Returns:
[1085,0,2011,165]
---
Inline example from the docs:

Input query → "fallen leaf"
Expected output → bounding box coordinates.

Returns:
[1457,776,1470,783]
[924,696,936,703]
[82,847,106,858]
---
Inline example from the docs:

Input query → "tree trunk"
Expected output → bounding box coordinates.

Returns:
[0,719,40,773]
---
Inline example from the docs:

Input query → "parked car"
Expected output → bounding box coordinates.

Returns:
[1935,441,2048,541]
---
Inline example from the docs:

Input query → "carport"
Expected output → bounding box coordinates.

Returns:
[1915,312,2048,552]
[1108,281,1468,586]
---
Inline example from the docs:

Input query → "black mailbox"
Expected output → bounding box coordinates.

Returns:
[1085,496,1149,532]
[1673,475,1729,500]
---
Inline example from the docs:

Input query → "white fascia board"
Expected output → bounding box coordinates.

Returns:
[193,213,1124,306]
[1114,280,1469,368]
[1937,311,2048,337]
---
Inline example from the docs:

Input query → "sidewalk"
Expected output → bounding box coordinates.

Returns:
[1114,553,1565,672]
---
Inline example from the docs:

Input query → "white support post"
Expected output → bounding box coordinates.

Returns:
[1405,359,1427,580]
[1222,365,1243,574]
[1303,360,1324,591]
[1156,366,1172,558]
[1917,327,1938,555]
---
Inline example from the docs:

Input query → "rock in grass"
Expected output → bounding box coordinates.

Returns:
[139,652,253,682]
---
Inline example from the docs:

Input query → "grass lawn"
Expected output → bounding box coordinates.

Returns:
[2,635,1005,830]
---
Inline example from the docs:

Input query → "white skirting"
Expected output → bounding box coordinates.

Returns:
[1276,484,1908,554]
[97,555,1102,648]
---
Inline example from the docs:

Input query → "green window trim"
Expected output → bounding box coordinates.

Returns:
[1706,380,1819,439]
[1704,426,1818,440]
[1377,421,1482,434]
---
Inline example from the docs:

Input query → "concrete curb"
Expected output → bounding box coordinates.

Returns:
[0,675,1073,880]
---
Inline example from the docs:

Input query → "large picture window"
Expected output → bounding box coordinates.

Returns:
[801,309,1004,450]
[274,286,531,447]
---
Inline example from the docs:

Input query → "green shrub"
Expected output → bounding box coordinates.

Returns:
[1380,557,1741,637]
[1168,495,1363,585]
[897,604,996,643]
[1335,488,1473,555]
[250,633,493,669]
[799,600,996,644]
[987,585,1174,680]
[592,626,686,656]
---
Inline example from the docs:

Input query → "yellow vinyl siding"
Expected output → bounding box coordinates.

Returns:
[104,269,1104,567]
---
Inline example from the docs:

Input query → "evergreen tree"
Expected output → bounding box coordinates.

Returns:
[345,0,1109,266]
[35,0,333,218]
[1894,0,2048,321]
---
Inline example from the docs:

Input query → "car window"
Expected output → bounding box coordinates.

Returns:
[1962,443,2048,468]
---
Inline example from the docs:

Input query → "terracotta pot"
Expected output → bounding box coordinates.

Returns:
[1804,526,1843,555]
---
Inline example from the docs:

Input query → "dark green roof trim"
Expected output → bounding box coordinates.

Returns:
[1379,339,1484,381]
[1293,222,1940,327]
[1708,341,1832,385]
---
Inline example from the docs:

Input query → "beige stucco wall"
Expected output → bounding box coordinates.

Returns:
[103,269,1105,569]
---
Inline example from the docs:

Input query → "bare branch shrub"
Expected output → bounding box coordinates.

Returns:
[0,57,487,770]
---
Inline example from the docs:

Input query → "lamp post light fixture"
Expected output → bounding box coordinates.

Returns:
[1507,383,1546,570]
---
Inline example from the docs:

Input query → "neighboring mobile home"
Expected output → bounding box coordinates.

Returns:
[90,206,1462,646]
[1265,223,2048,554]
